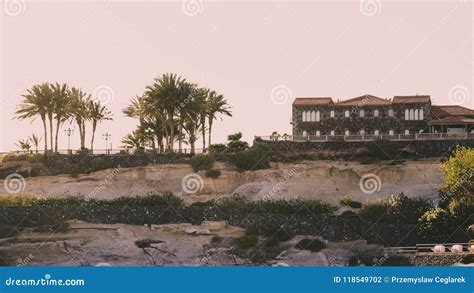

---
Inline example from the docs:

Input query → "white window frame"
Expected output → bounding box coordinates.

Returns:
[388,109,394,117]
[374,109,379,117]
[330,110,335,118]
[360,109,365,118]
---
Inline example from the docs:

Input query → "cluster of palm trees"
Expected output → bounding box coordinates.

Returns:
[15,82,113,153]
[122,73,232,154]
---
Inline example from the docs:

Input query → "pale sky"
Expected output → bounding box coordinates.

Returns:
[1,0,472,152]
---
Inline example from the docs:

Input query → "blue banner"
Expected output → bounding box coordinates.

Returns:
[0,267,473,292]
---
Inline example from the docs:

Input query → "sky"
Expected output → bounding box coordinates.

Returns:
[0,0,472,152]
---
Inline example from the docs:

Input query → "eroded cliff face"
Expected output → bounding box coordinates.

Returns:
[0,160,443,205]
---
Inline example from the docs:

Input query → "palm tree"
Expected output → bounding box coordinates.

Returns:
[15,83,52,153]
[176,82,197,153]
[182,87,207,155]
[121,131,145,149]
[70,87,90,149]
[29,133,42,153]
[88,100,113,152]
[206,91,232,146]
[51,82,71,152]
[15,139,31,153]
[282,133,290,141]
[145,73,185,151]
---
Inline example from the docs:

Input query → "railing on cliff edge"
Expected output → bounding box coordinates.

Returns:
[256,132,474,142]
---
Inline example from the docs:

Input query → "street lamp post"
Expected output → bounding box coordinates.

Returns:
[102,132,112,155]
[64,128,74,154]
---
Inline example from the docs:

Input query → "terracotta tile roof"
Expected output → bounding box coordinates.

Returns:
[392,95,431,104]
[430,105,474,118]
[335,95,390,106]
[293,97,333,105]
[430,115,474,125]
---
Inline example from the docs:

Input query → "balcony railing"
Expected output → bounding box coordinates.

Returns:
[257,132,474,142]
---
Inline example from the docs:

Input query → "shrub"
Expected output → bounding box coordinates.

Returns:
[295,238,326,252]
[107,192,184,207]
[440,146,474,204]
[235,234,258,250]
[339,196,362,209]
[448,197,474,225]
[205,169,221,179]
[264,230,294,246]
[359,194,432,224]
[208,144,227,154]
[211,235,223,245]
[135,238,163,249]
[0,193,43,206]
[216,195,337,215]
[89,157,111,172]
[189,154,215,172]
[228,150,270,171]
[418,208,456,242]
[61,163,89,177]
[0,225,19,238]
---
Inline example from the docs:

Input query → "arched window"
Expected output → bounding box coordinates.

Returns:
[374,109,379,117]
[374,130,379,136]
[405,109,409,120]
[388,109,394,117]
[302,131,307,137]
[345,110,350,118]
[306,111,311,122]
[344,130,350,136]
[316,110,320,122]
[302,111,306,122]
[409,109,414,120]
[330,130,335,136]
[330,110,335,118]
[389,130,394,136]
[316,130,321,137]
[360,129,365,135]
[414,109,419,120]
[360,109,365,118]
[405,130,410,135]
[310,110,316,122]
[419,108,424,120]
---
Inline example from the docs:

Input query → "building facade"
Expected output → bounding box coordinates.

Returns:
[292,95,474,138]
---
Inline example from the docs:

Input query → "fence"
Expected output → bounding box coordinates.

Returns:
[257,132,474,143]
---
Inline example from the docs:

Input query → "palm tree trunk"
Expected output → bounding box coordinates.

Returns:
[91,121,97,153]
[190,135,196,155]
[49,117,53,152]
[42,118,48,153]
[169,120,175,152]
[208,120,213,147]
[201,115,206,152]
[178,116,183,153]
[54,119,60,152]
[81,123,86,149]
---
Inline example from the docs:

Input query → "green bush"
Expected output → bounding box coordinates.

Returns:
[89,157,111,172]
[0,225,19,238]
[418,208,456,242]
[264,229,294,247]
[235,234,258,249]
[205,169,221,179]
[61,163,89,177]
[295,238,326,252]
[216,195,337,215]
[208,144,227,154]
[359,194,432,224]
[448,197,474,225]
[189,154,215,172]
[106,192,184,207]
[229,150,270,171]
[339,197,362,209]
